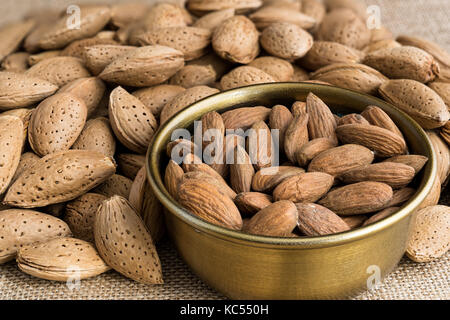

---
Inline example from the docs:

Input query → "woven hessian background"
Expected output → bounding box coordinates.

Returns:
[0,0,449,300]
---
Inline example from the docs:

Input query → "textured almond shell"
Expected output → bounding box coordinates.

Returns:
[0,19,35,62]
[212,15,259,64]
[220,66,275,91]
[84,45,136,75]
[194,8,235,31]
[379,79,449,129]
[4,150,116,208]
[133,85,186,118]
[249,6,315,30]
[100,45,185,87]
[95,196,164,284]
[0,72,58,110]
[72,117,116,157]
[116,153,145,180]
[28,93,87,157]
[109,86,158,154]
[17,237,110,281]
[0,209,71,264]
[0,116,24,195]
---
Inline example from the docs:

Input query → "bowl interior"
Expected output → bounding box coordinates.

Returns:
[146,83,437,248]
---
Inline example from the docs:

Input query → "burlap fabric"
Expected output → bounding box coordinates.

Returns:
[0,0,449,300]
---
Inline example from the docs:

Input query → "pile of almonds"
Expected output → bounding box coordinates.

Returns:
[0,0,448,286]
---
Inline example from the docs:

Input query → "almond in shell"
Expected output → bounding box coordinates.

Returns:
[116,153,145,180]
[0,72,58,110]
[194,8,235,31]
[72,117,116,157]
[260,22,313,61]
[427,130,450,183]
[39,5,111,50]
[26,57,91,87]
[249,6,316,30]
[379,79,450,129]
[28,93,87,157]
[212,15,259,64]
[10,152,40,185]
[1,52,30,73]
[60,37,118,61]
[84,45,136,75]
[428,82,450,110]
[187,0,263,14]
[406,205,450,262]
[0,116,24,195]
[64,193,107,242]
[95,196,164,284]
[133,85,185,118]
[4,150,116,208]
[249,57,294,82]
[363,46,440,83]
[109,86,158,154]
[0,19,35,62]
[94,174,132,199]
[220,66,275,91]
[100,46,185,87]
[0,209,71,264]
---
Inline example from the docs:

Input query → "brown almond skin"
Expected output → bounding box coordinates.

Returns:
[311,63,387,95]
[164,160,184,200]
[220,66,276,90]
[363,46,440,83]
[64,193,108,242]
[26,56,91,87]
[100,45,185,87]
[291,101,307,118]
[243,200,298,237]
[318,182,393,215]
[295,138,338,167]
[181,171,237,200]
[109,86,158,154]
[0,209,71,264]
[384,155,428,174]
[338,113,370,126]
[201,111,227,177]
[222,106,271,130]
[379,80,450,129]
[342,215,368,229]
[260,22,313,61]
[362,207,400,227]
[339,162,416,189]
[28,93,87,157]
[361,106,404,139]
[306,93,338,143]
[273,172,334,203]
[178,179,243,230]
[230,146,255,193]
[136,26,211,61]
[299,41,364,71]
[213,15,259,64]
[95,196,164,284]
[234,192,273,216]
[308,144,374,177]
[317,9,370,49]
[0,72,58,110]
[251,166,306,192]
[336,124,407,157]
[0,116,24,195]
[384,187,416,208]
[247,121,273,169]
[269,105,293,147]
[4,150,116,208]
[249,57,294,82]
[296,203,350,236]
[133,85,185,118]
[406,205,450,263]
[284,114,310,163]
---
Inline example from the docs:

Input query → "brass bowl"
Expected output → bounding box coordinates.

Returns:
[146,83,437,299]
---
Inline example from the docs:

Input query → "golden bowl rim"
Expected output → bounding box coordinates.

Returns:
[146,83,437,249]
